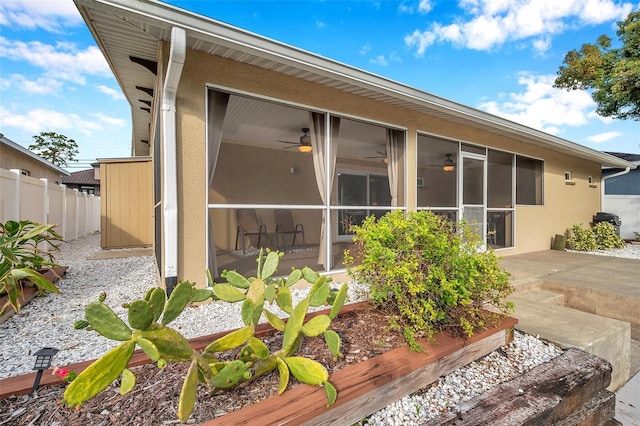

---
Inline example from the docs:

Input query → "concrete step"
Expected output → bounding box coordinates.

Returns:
[513,287,564,305]
[511,296,630,392]
[510,277,544,292]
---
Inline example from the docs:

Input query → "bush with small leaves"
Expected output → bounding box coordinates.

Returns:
[344,210,514,352]
[593,222,626,249]
[566,223,597,251]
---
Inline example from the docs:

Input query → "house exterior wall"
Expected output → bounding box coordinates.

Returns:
[0,145,66,184]
[605,168,640,195]
[169,47,603,284]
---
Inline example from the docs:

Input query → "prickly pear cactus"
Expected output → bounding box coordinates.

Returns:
[205,251,348,409]
[66,250,348,423]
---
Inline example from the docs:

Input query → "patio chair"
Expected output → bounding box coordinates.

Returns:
[235,209,267,254]
[274,209,305,251]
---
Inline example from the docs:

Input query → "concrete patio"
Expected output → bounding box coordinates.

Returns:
[500,250,639,424]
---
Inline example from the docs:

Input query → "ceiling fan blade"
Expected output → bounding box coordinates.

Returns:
[277,140,299,145]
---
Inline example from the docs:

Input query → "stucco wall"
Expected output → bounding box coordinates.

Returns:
[171,46,603,283]
[0,145,66,183]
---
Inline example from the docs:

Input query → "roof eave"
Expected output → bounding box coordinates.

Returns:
[1,136,70,176]
[74,0,637,170]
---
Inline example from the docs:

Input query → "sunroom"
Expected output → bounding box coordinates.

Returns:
[207,89,543,278]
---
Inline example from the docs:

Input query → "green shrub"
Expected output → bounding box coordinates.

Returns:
[567,222,626,251]
[0,220,63,313]
[593,222,626,249]
[566,224,597,251]
[344,210,514,352]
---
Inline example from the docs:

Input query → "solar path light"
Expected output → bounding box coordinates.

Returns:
[32,347,59,393]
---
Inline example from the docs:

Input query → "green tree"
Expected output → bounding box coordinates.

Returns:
[29,131,79,167]
[554,11,640,120]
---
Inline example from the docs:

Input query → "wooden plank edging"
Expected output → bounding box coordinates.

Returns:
[204,316,517,425]
[0,301,516,426]
[0,266,68,325]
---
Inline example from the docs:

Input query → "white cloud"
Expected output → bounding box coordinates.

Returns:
[316,20,326,29]
[405,0,634,54]
[360,44,372,56]
[399,0,434,14]
[0,37,111,84]
[0,106,105,136]
[587,131,622,143]
[370,55,389,66]
[418,0,434,13]
[399,3,414,14]
[0,73,63,95]
[389,51,403,63]
[92,113,126,127]
[97,85,125,100]
[532,36,551,54]
[0,0,82,32]
[477,72,597,134]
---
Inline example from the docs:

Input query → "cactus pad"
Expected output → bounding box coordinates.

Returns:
[85,301,132,341]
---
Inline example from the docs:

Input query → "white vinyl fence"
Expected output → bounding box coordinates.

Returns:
[0,168,100,240]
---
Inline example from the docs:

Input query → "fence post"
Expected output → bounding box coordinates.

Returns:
[74,188,79,240]
[40,178,50,252]
[61,185,67,240]
[40,178,49,223]
[10,169,20,221]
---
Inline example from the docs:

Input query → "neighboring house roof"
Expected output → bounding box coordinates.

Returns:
[74,0,637,170]
[604,152,640,164]
[0,134,70,176]
[62,169,100,186]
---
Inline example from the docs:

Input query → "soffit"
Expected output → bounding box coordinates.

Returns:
[74,0,635,169]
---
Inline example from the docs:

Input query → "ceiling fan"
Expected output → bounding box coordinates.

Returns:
[365,150,388,163]
[278,128,312,152]
[424,154,456,171]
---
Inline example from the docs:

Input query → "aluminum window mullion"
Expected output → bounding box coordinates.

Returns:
[324,112,332,273]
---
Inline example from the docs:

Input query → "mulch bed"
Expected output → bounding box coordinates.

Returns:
[0,304,408,425]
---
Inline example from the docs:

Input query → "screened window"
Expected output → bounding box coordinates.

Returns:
[488,150,513,208]
[337,173,391,236]
[516,156,543,205]
[417,135,458,208]
[207,90,405,276]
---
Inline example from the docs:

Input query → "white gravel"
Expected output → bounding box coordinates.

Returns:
[362,331,562,425]
[567,243,640,259]
[0,233,367,379]
[4,235,636,422]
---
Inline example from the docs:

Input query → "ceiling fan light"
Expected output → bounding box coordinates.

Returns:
[298,144,312,153]
[443,164,455,172]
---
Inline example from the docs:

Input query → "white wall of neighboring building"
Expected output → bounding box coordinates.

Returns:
[603,195,640,240]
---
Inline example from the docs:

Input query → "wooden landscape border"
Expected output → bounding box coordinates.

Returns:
[204,314,517,426]
[0,301,516,426]
[0,266,68,325]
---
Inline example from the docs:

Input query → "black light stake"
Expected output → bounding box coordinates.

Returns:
[32,347,59,393]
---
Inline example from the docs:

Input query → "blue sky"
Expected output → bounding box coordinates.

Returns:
[1,0,639,171]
